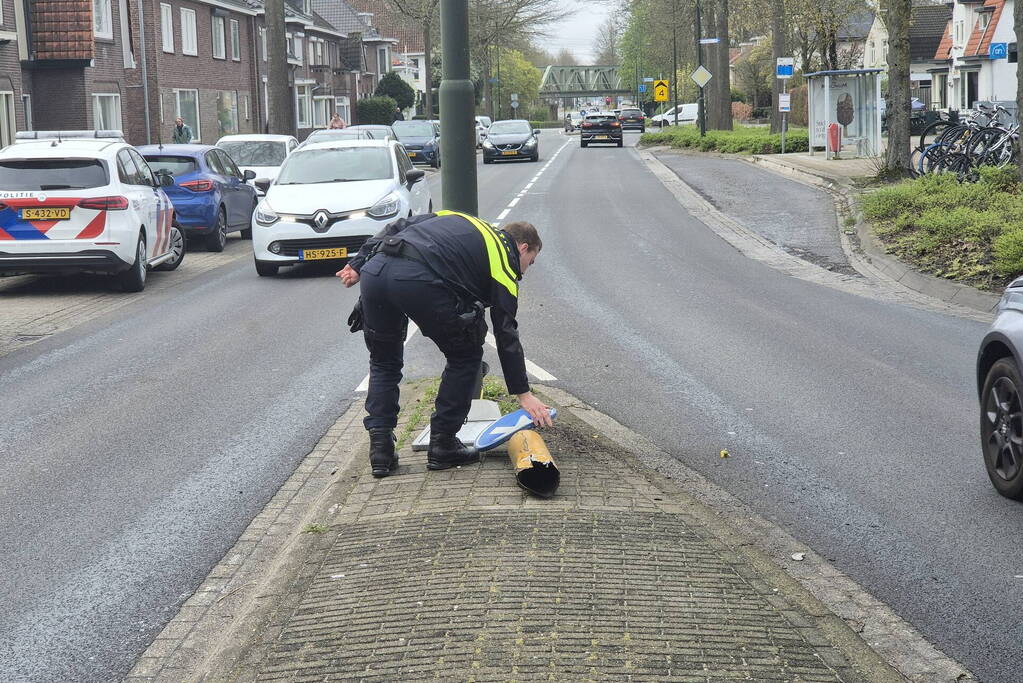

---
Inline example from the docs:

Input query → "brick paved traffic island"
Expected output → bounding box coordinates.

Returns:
[128,382,932,682]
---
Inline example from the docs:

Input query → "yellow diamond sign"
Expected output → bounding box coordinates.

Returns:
[690,65,713,89]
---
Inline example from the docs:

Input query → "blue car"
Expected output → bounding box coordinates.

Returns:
[138,144,258,252]
[391,120,441,168]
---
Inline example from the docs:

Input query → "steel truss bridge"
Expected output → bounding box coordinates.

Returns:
[539,65,632,101]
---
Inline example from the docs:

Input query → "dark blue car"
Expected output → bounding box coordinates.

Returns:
[391,120,441,168]
[138,144,258,252]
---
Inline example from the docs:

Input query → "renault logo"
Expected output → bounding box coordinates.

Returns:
[312,210,330,231]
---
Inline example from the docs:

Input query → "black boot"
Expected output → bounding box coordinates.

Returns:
[427,433,479,470]
[369,429,398,478]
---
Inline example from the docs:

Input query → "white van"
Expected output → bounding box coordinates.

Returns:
[650,103,698,128]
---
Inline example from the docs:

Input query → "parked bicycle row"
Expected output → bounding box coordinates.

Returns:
[911,103,1018,181]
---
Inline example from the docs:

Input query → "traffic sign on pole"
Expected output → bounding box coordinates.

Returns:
[638,84,646,93]
[510,101,519,109]
[653,79,669,102]
[776,57,794,79]
[690,65,712,88]
[699,37,720,44]
[510,93,518,101]
[778,94,791,112]
[643,77,654,82]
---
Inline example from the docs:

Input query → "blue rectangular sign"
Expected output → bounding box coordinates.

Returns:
[638,84,646,93]
[990,42,1008,59]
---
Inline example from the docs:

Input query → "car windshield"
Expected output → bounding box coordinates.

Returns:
[621,109,642,116]
[306,130,367,143]
[392,121,434,138]
[142,155,197,177]
[586,115,617,123]
[218,141,287,167]
[0,159,108,190]
[276,147,393,184]
[489,121,531,135]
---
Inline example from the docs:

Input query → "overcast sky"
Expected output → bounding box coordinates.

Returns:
[542,1,613,63]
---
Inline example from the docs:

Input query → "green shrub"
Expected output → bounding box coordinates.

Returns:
[374,73,415,111]
[356,96,397,125]
[639,125,809,154]
[528,120,563,129]
[994,228,1023,276]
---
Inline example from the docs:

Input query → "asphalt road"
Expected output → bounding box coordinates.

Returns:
[0,130,1015,682]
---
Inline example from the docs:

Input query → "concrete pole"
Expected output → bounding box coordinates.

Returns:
[672,0,678,126]
[439,0,478,214]
[695,0,706,136]
[265,0,292,135]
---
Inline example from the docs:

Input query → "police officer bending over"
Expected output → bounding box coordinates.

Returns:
[337,210,553,477]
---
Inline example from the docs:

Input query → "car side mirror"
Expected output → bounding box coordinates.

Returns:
[405,169,426,185]
[243,169,256,180]
[158,172,175,187]
[255,178,272,194]
[533,129,541,135]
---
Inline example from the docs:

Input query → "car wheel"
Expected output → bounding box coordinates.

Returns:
[206,208,228,252]
[255,259,279,277]
[117,231,147,292]
[617,139,623,148]
[640,126,646,133]
[531,154,539,162]
[483,158,493,164]
[240,200,256,240]
[581,141,588,148]
[982,358,1023,499]
[155,222,186,271]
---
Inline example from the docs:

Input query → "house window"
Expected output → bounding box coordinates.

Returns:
[1009,43,1018,63]
[180,8,197,55]
[21,94,32,130]
[981,13,990,29]
[92,93,122,130]
[212,15,226,59]
[378,47,388,78]
[313,96,331,126]
[217,91,239,135]
[335,96,350,124]
[260,28,267,61]
[0,92,15,148]
[160,3,174,52]
[882,41,888,62]
[315,40,323,65]
[294,35,303,64]
[230,19,241,60]
[175,88,200,141]
[94,0,112,38]
[295,85,311,127]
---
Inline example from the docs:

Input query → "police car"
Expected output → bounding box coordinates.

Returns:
[0,131,184,292]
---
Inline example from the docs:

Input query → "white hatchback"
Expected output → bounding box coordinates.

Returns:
[216,134,299,194]
[0,137,184,291]
[251,139,432,276]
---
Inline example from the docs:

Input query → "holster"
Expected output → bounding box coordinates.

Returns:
[457,299,487,345]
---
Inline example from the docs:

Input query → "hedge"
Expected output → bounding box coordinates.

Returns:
[529,120,563,129]
[356,96,397,125]
[639,125,809,154]
[861,166,1023,287]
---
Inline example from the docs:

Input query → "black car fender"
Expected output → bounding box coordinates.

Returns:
[977,328,1023,398]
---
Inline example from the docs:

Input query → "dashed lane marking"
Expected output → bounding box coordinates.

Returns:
[485,333,557,381]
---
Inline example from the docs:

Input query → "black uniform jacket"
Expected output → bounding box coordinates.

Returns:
[349,210,530,395]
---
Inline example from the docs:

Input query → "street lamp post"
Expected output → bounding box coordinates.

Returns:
[695,0,705,136]
[672,0,678,126]
[439,0,478,215]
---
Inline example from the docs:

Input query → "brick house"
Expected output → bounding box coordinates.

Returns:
[932,0,1018,112]
[346,0,425,112]
[0,0,26,145]
[312,0,396,111]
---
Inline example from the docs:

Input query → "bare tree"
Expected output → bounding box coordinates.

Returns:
[593,15,624,65]
[265,0,292,133]
[556,48,578,65]
[882,0,911,175]
[385,0,440,118]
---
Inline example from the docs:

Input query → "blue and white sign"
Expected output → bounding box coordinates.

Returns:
[776,57,795,79]
[990,43,1008,59]
[643,77,654,82]
[474,407,558,451]
[638,84,647,93]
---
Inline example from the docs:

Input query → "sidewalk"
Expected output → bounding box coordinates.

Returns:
[127,382,968,681]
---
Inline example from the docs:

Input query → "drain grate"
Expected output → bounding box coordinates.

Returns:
[14,334,48,343]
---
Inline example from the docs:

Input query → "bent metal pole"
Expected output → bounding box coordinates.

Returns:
[506,430,560,498]
[439,0,479,215]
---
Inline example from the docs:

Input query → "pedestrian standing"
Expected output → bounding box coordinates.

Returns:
[337,212,553,478]
[328,112,346,129]
[392,107,404,123]
[172,117,193,144]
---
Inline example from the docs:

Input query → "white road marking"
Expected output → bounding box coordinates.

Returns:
[508,197,520,207]
[496,208,510,220]
[354,321,421,392]
[485,333,557,381]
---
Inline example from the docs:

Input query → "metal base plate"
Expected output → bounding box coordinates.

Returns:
[411,399,503,451]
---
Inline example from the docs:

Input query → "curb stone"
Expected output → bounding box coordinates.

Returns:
[538,385,975,683]
[746,154,1000,317]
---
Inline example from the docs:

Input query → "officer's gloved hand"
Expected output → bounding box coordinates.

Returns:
[518,392,553,428]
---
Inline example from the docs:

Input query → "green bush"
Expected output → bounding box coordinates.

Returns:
[356,96,397,125]
[639,125,809,154]
[374,73,415,111]
[528,120,563,129]
[863,167,1023,286]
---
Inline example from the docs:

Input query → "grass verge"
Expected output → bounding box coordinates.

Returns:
[396,380,439,448]
[861,166,1023,290]
[639,125,809,154]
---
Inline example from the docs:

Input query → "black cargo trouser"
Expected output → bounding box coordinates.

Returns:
[358,254,485,436]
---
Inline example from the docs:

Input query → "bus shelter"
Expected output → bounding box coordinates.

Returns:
[805,69,883,158]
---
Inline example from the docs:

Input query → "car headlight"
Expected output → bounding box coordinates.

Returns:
[482,140,495,149]
[368,192,401,219]
[254,201,279,226]
[523,138,537,147]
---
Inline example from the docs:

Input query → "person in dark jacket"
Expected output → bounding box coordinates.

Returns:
[392,107,404,123]
[172,117,193,143]
[337,211,551,477]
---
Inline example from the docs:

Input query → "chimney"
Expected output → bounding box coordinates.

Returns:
[357,12,373,26]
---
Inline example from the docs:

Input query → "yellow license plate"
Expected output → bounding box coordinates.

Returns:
[301,247,348,260]
[501,150,517,156]
[596,135,609,140]
[408,152,417,157]
[22,207,71,220]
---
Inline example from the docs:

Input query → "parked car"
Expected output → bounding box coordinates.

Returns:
[977,277,1023,499]
[650,103,698,127]
[300,129,372,149]
[618,107,646,132]
[216,134,299,193]
[0,135,183,291]
[475,116,493,146]
[346,125,397,141]
[481,120,540,163]
[250,139,432,276]
[563,113,584,132]
[580,113,623,148]
[138,144,258,252]
[392,120,441,168]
